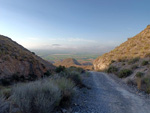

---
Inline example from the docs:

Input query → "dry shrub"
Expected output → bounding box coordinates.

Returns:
[141,60,149,66]
[106,66,118,73]
[128,57,140,64]
[12,80,61,113]
[118,69,132,78]
[136,78,142,90]
[0,96,10,113]
[54,77,75,106]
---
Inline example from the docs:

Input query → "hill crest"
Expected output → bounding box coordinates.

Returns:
[54,58,81,67]
[93,25,150,70]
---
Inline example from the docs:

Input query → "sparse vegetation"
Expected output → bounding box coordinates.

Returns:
[0,87,11,99]
[141,60,149,66]
[111,60,115,63]
[55,65,66,73]
[44,70,51,77]
[6,66,84,113]
[0,96,10,113]
[135,72,144,90]
[106,66,118,73]
[128,57,140,64]
[118,69,132,78]
[12,79,61,113]
[142,77,150,93]
[67,71,82,86]
[136,72,144,78]
[131,64,138,70]
[55,77,75,106]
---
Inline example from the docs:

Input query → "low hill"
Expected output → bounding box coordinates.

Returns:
[54,58,93,70]
[54,58,81,67]
[0,35,55,82]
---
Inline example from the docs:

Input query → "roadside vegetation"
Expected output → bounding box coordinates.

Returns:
[0,66,86,113]
[105,57,150,94]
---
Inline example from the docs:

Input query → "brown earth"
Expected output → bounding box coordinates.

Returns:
[0,35,55,80]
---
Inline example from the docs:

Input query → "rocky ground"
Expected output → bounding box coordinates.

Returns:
[71,72,150,113]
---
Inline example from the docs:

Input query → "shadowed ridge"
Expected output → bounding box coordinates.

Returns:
[0,34,55,80]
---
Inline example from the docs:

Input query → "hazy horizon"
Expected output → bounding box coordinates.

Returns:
[0,0,150,54]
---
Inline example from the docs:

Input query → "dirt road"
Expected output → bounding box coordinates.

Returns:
[72,72,150,113]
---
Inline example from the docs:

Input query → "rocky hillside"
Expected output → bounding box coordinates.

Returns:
[94,25,150,71]
[0,35,55,81]
[93,25,150,93]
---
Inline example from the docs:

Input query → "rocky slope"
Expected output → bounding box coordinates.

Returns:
[94,25,150,71]
[93,25,150,92]
[0,35,55,81]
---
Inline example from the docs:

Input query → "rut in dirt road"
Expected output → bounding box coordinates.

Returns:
[72,72,150,113]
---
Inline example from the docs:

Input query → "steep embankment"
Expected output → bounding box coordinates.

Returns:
[0,35,55,80]
[94,25,150,71]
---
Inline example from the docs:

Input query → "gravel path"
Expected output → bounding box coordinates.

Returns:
[71,71,150,113]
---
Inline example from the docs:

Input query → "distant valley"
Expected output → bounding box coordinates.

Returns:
[33,51,99,67]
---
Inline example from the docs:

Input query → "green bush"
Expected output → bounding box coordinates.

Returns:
[141,60,149,66]
[131,64,138,70]
[136,72,144,78]
[44,70,51,77]
[118,69,132,78]
[128,57,140,64]
[12,80,61,113]
[107,66,118,73]
[55,65,66,73]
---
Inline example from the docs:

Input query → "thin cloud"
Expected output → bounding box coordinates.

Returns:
[47,37,97,43]
[67,38,97,43]
[51,44,61,47]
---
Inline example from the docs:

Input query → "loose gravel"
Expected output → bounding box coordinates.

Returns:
[71,72,150,113]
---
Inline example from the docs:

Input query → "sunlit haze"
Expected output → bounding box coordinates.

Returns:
[0,0,150,53]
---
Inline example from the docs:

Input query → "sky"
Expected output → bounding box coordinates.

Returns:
[0,0,150,54]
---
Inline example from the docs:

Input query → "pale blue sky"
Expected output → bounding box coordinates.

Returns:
[0,0,150,53]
